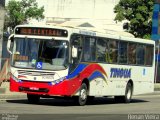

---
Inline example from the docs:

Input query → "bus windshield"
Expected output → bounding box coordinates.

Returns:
[12,38,69,70]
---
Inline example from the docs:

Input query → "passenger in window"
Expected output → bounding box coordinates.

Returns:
[105,47,111,63]
[109,41,118,63]
[109,49,117,63]
[30,41,38,66]
[84,51,90,61]
[128,44,136,64]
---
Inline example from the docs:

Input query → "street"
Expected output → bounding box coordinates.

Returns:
[0,93,160,120]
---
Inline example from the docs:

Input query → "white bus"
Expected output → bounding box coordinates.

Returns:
[7,24,155,106]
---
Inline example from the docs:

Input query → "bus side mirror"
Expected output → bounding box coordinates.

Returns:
[7,34,14,54]
[72,46,78,58]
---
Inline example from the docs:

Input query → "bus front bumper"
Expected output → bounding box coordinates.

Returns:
[10,77,80,96]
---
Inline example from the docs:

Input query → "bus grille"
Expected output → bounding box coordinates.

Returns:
[18,70,55,76]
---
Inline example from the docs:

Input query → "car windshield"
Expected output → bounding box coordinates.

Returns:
[12,38,69,70]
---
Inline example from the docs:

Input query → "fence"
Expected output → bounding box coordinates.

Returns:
[0,58,10,86]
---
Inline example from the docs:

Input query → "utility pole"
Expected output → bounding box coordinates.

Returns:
[0,0,5,69]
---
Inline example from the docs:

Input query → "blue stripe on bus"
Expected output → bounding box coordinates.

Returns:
[67,64,88,79]
[88,71,105,81]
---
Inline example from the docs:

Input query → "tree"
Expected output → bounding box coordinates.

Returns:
[5,0,44,30]
[114,0,153,39]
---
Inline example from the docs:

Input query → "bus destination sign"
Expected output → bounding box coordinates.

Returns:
[15,27,68,37]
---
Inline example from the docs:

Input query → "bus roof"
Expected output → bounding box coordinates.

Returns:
[15,24,155,45]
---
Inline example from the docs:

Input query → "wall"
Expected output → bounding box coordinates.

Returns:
[0,7,5,69]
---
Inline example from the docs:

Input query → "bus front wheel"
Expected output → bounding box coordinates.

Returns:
[75,83,88,106]
[27,94,40,104]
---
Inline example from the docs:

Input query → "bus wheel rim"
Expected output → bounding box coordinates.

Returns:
[80,89,87,101]
[127,89,131,100]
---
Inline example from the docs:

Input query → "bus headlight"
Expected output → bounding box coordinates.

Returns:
[11,75,22,83]
[50,77,66,85]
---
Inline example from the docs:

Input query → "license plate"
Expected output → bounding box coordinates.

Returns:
[42,75,54,79]
[30,87,39,90]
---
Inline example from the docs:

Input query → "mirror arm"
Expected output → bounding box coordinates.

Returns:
[7,34,14,54]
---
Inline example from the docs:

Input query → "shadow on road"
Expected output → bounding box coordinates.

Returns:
[6,97,149,106]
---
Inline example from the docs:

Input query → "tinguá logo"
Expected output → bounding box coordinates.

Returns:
[110,68,131,78]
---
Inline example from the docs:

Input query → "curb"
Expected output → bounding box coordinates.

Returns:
[0,91,159,101]
[0,94,27,100]
[154,84,160,91]
[145,91,160,95]
[155,88,160,91]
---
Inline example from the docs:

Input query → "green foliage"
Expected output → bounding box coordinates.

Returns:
[5,0,44,30]
[114,0,153,39]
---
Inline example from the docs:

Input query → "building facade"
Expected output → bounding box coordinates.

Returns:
[37,0,119,19]
[152,0,160,82]
[36,0,122,31]
[152,0,160,40]
[0,0,5,69]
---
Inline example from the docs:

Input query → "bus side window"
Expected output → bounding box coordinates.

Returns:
[128,43,136,64]
[109,40,118,63]
[96,38,109,63]
[136,44,145,65]
[69,34,83,74]
[71,34,83,64]
[118,41,128,64]
[82,37,96,62]
[145,45,154,66]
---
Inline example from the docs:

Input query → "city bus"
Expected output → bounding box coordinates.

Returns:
[7,24,155,106]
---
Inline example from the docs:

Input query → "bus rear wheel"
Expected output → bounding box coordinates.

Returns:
[75,83,88,106]
[27,94,40,104]
[115,82,133,103]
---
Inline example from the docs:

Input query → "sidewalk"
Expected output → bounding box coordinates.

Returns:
[0,82,160,100]
[154,83,160,91]
[0,92,27,100]
[0,82,26,100]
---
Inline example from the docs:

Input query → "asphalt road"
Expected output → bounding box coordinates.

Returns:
[0,94,160,120]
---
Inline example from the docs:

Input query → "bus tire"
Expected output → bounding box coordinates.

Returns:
[27,94,40,104]
[86,96,95,104]
[115,82,133,103]
[124,82,133,103]
[75,83,88,106]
